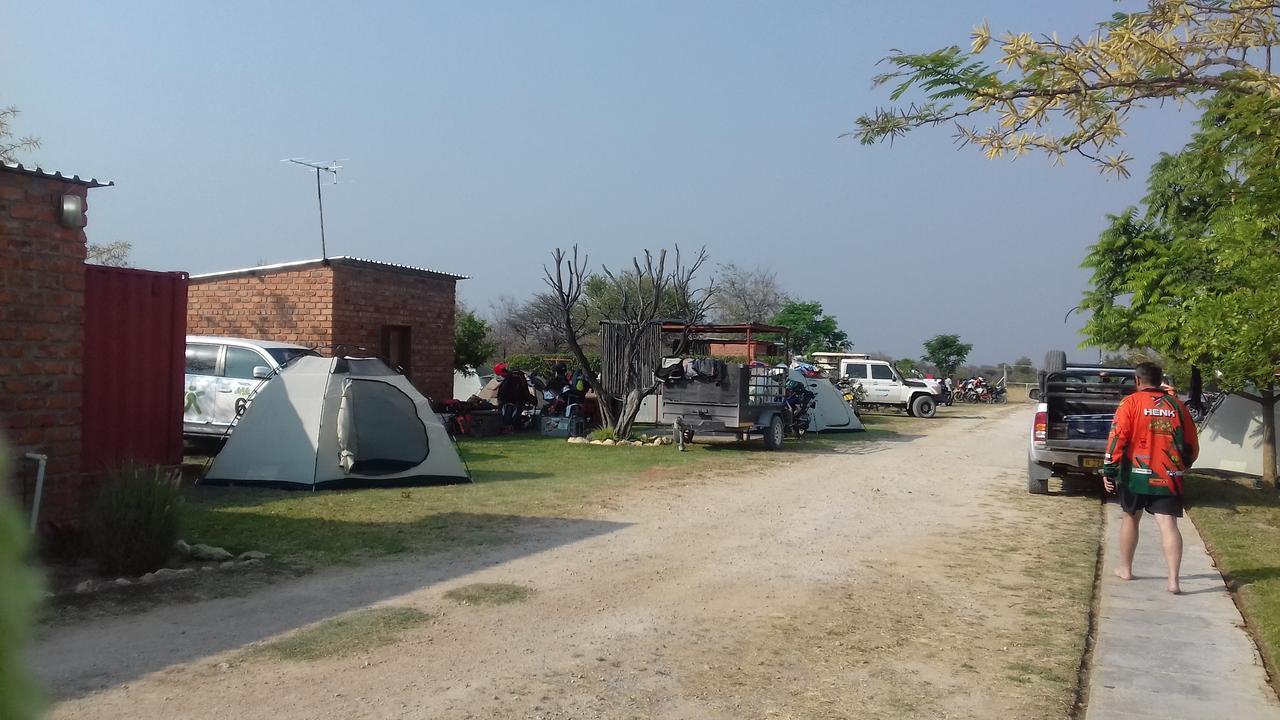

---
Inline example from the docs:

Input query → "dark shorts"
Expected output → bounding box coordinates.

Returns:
[1118,486,1183,517]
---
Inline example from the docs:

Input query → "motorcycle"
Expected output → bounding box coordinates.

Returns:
[835,377,864,417]
[783,379,817,439]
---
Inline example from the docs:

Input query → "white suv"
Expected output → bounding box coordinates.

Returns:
[184,336,317,439]
[840,358,940,418]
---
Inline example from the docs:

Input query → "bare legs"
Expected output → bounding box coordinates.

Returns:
[1114,511,1140,581]
[1113,510,1183,594]
[1153,513,1183,594]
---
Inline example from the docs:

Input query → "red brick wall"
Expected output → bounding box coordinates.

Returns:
[332,266,456,401]
[0,171,88,525]
[187,263,457,401]
[187,268,336,348]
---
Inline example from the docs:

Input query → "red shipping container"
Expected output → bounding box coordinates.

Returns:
[82,266,188,472]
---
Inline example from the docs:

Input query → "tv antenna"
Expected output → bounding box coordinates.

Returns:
[282,158,345,259]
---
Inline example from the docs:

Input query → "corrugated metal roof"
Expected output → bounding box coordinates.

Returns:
[0,161,114,188]
[190,256,469,281]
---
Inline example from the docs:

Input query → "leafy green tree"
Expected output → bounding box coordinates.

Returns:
[770,301,850,355]
[0,443,43,720]
[851,2,1280,177]
[1081,92,1280,488]
[896,358,919,375]
[922,334,972,380]
[454,308,497,373]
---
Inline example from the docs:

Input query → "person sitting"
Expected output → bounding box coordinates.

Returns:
[496,366,533,429]
[558,365,588,416]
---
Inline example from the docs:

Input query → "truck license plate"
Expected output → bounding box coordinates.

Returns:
[1080,456,1104,469]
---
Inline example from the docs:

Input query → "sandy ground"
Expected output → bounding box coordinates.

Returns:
[34,405,1100,719]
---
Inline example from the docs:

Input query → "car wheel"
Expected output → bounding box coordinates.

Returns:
[911,395,936,418]
[763,415,784,450]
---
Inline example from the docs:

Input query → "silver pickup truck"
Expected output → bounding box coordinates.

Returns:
[1026,351,1135,494]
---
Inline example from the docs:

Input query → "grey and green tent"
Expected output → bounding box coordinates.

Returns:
[206,356,469,488]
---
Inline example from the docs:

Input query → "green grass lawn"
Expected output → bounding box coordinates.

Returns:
[1187,473,1280,688]
[180,414,920,569]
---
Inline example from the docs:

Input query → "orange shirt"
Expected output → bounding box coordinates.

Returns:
[1103,389,1199,496]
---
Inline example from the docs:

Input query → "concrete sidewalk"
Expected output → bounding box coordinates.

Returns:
[1086,501,1280,719]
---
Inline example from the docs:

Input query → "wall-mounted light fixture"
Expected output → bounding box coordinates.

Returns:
[59,194,85,228]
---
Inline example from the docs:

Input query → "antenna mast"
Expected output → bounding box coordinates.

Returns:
[282,158,344,259]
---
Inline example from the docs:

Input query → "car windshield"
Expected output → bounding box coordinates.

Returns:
[267,347,319,367]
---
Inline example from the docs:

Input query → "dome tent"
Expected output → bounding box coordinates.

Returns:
[205,356,470,488]
[1195,391,1280,477]
[787,368,865,432]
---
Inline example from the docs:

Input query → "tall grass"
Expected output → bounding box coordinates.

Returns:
[87,464,181,577]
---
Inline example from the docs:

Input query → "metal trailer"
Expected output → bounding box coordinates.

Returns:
[660,362,788,450]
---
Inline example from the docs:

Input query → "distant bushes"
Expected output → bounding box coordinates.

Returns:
[87,464,181,577]
[502,353,601,378]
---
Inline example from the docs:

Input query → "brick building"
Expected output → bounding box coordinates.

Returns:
[1,163,111,526]
[187,257,466,401]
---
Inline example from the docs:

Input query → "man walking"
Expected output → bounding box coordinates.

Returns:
[1102,362,1199,594]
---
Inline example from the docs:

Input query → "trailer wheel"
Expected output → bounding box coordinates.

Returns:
[911,394,937,418]
[763,415,784,451]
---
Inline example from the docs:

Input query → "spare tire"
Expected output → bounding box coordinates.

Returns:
[1044,350,1067,374]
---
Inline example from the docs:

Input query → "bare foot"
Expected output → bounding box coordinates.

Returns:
[1114,568,1134,581]
[1167,583,1181,595]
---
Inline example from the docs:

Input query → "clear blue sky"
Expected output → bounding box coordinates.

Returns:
[5,2,1196,365]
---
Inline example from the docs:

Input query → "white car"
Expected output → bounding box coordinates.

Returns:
[184,336,318,439]
[839,358,940,418]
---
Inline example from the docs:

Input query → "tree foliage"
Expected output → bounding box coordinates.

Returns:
[770,301,850,355]
[86,241,132,267]
[1081,91,1280,486]
[922,334,973,378]
[454,307,497,373]
[543,244,713,437]
[853,1,1280,176]
[0,106,39,163]
[486,294,567,357]
[713,264,787,323]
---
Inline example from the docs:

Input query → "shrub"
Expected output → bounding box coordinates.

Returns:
[709,354,787,366]
[588,427,619,442]
[87,464,181,577]
[503,353,602,378]
[1,443,43,720]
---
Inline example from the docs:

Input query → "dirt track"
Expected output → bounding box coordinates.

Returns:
[34,405,1099,719]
